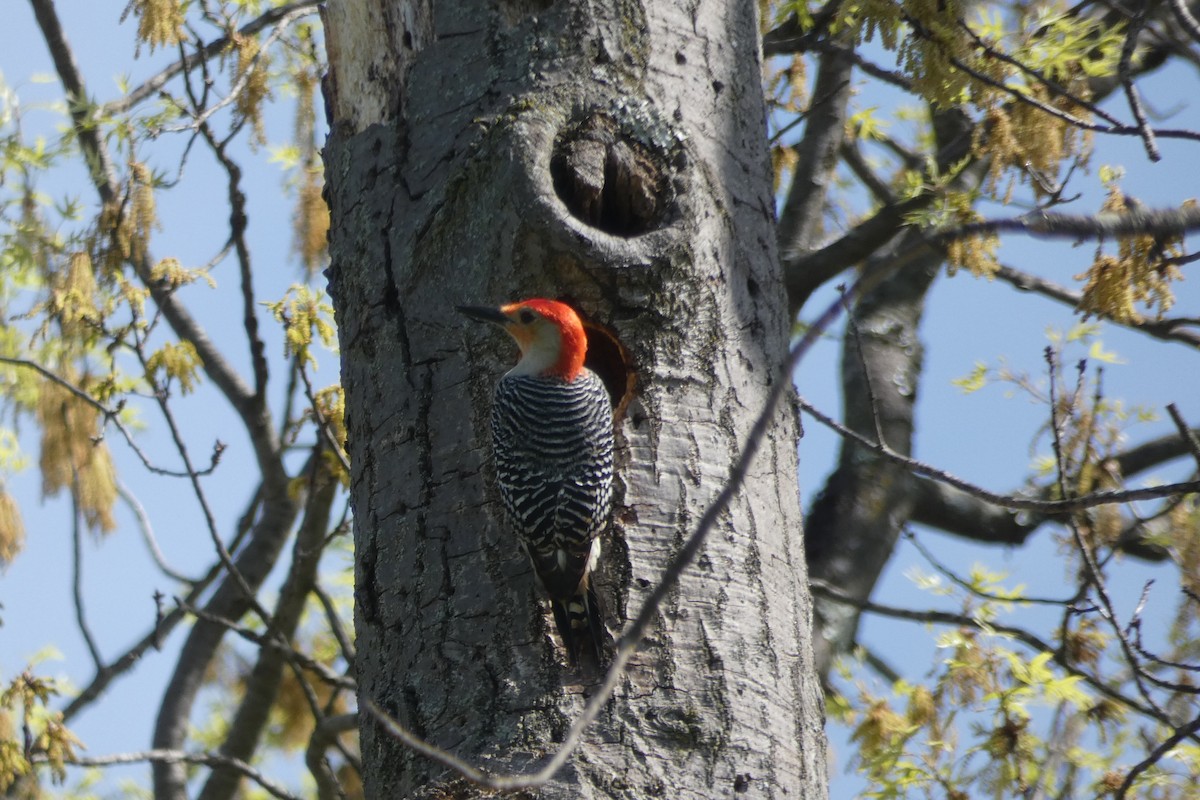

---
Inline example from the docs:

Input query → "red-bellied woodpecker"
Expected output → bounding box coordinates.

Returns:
[457,299,614,663]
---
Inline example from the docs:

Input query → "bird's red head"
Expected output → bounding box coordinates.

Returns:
[458,298,589,381]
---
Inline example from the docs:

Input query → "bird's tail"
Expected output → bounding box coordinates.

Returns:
[551,582,607,666]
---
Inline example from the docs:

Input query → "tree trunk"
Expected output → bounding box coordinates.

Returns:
[323,1,828,797]
[803,109,983,679]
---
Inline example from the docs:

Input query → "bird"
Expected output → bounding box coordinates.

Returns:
[457,298,614,664]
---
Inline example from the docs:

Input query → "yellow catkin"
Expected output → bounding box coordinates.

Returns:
[232,33,272,146]
[1076,190,1185,322]
[900,0,974,108]
[0,487,25,565]
[1171,500,1200,596]
[57,251,99,340]
[127,161,159,264]
[36,377,118,534]
[128,0,184,53]
[295,171,330,276]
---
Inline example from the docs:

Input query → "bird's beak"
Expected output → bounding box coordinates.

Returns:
[456,305,510,325]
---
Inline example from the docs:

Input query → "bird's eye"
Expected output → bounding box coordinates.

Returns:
[518,309,537,324]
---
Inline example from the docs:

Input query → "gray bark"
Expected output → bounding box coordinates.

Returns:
[323,0,827,797]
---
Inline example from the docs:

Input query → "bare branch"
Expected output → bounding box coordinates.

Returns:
[1170,0,1200,44]
[305,713,359,800]
[993,265,1200,349]
[1116,715,1200,798]
[43,750,303,800]
[784,194,930,312]
[800,394,1200,513]
[62,478,263,723]
[1116,426,1200,479]
[840,139,896,205]
[808,578,1175,725]
[777,45,854,265]
[176,46,271,403]
[1044,348,1164,719]
[945,205,1200,243]
[69,473,104,672]
[176,599,355,693]
[1166,404,1200,470]
[118,481,204,584]
[0,356,228,478]
[28,0,118,203]
[102,2,321,117]
[910,479,1035,545]
[1118,5,1162,161]
[134,325,272,627]
[165,7,311,137]
[198,452,340,800]
[61,560,221,722]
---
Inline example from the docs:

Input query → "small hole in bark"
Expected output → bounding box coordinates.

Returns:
[550,112,671,237]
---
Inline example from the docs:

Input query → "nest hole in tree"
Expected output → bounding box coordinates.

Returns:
[550,112,670,237]
[580,314,636,423]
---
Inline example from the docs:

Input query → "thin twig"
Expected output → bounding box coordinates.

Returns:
[69,464,104,672]
[104,2,319,116]
[61,556,226,722]
[134,323,273,627]
[1166,404,1200,470]
[160,7,313,135]
[797,394,1200,514]
[176,598,355,692]
[841,287,889,448]
[0,356,227,477]
[42,750,302,800]
[1116,715,1200,799]
[1044,348,1163,718]
[993,264,1200,349]
[118,481,201,584]
[180,67,270,403]
[298,363,351,475]
[903,529,1089,608]
[313,583,356,668]
[1117,5,1161,162]
[808,578,1177,727]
